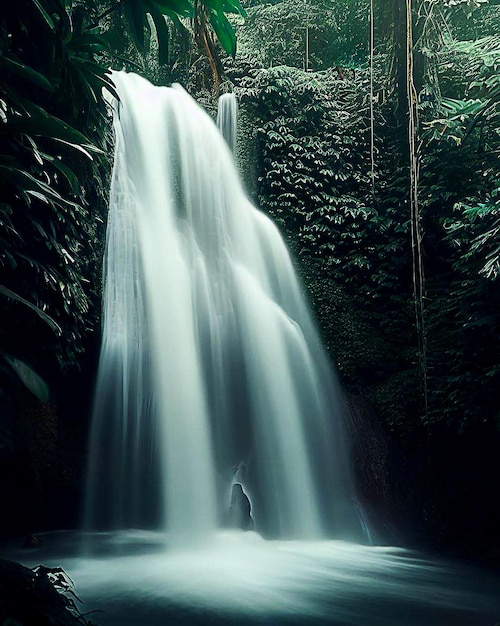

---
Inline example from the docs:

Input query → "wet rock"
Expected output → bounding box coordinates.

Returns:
[229,483,255,531]
[22,535,41,548]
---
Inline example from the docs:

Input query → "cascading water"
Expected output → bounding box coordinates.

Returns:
[7,70,500,626]
[217,92,238,152]
[84,70,363,543]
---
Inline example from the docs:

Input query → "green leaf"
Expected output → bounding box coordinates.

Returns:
[162,8,190,34]
[222,0,247,17]
[68,32,111,52]
[152,0,194,18]
[2,354,50,402]
[39,153,81,195]
[123,0,146,50]
[52,138,97,160]
[0,100,101,160]
[148,8,171,66]
[202,0,223,9]
[209,11,237,57]
[0,163,81,210]
[0,285,62,335]
[0,55,55,93]
[2,100,99,155]
[30,0,56,30]
[70,58,119,102]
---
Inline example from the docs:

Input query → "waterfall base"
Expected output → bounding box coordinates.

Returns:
[4,531,500,626]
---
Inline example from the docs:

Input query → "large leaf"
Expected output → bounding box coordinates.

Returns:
[123,0,146,51]
[70,58,119,103]
[222,0,247,17]
[2,354,50,402]
[2,99,98,152]
[152,0,194,19]
[149,9,171,66]
[0,162,81,210]
[441,97,485,116]
[30,0,56,30]
[0,55,55,93]
[162,8,190,35]
[39,152,82,195]
[209,11,237,57]
[0,285,62,335]
[68,31,112,53]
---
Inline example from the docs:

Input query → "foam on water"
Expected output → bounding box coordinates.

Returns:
[7,531,500,625]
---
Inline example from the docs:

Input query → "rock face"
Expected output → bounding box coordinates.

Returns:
[0,367,51,535]
[0,363,90,538]
[229,483,255,531]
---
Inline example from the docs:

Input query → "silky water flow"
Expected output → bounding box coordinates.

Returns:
[5,71,499,626]
[84,71,362,543]
[217,92,238,153]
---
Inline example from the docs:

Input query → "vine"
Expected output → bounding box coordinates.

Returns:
[406,0,428,423]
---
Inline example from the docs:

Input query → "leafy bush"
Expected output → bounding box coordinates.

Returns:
[0,1,111,379]
[227,0,500,436]
[235,0,368,71]
[227,60,418,426]
[0,0,246,390]
[0,559,96,626]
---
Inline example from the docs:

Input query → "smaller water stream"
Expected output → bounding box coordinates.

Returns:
[217,92,238,152]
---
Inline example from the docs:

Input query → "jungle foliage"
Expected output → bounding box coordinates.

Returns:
[220,0,500,558]
[0,0,244,396]
[5,0,496,434]
[225,0,500,437]
[235,0,368,70]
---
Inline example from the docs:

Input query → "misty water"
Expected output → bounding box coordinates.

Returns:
[217,92,238,153]
[6,529,500,625]
[8,72,498,625]
[85,71,361,541]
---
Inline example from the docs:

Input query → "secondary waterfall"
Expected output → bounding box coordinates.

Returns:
[84,71,362,542]
[217,92,237,152]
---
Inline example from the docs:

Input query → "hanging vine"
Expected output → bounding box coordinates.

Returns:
[369,0,375,196]
[406,0,428,423]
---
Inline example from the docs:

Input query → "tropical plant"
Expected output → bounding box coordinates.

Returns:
[228,60,419,422]
[0,0,110,380]
[0,559,96,625]
[0,0,246,393]
[234,0,368,71]
[227,0,500,436]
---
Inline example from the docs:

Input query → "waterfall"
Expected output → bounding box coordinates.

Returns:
[84,71,363,543]
[217,92,237,152]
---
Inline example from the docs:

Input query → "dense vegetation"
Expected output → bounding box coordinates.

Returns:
[0,0,244,388]
[224,0,500,556]
[227,0,500,430]
[0,0,499,570]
